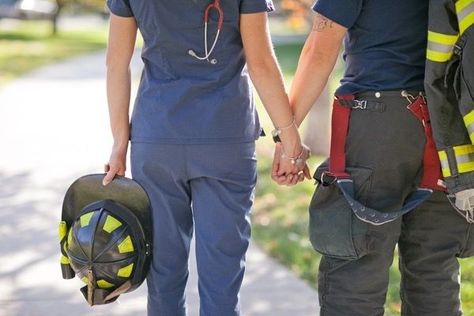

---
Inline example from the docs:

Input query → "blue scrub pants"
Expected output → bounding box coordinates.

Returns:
[131,142,257,316]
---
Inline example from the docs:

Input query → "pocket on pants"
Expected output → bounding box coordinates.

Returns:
[309,163,373,260]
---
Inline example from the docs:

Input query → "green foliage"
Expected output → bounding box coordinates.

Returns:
[0,21,107,85]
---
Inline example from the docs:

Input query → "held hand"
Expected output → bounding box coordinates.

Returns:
[103,145,128,186]
[271,143,311,186]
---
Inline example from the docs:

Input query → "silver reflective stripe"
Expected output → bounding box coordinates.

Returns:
[458,1,474,22]
[467,122,474,138]
[440,158,450,171]
[456,152,474,164]
[427,41,454,54]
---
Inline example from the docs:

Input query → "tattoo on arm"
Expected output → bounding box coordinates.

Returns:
[312,14,334,32]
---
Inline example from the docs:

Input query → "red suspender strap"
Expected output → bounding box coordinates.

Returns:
[328,96,352,178]
[407,96,446,191]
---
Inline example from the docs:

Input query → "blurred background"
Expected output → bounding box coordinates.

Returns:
[0,1,473,315]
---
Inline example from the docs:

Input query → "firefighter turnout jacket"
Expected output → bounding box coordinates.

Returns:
[425,0,474,194]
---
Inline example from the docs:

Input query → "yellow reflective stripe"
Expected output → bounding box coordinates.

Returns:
[60,255,70,265]
[456,0,473,12]
[80,212,94,227]
[97,280,115,289]
[458,161,474,173]
[428,31,459,45]
[453,144,474,174]
[441,167,452,178]
[59,221,67,240]
[67,228,73,245]
[459,11,474,34]
[456,0,474,34]
[103,215,122,233]
[438,150,452,177]
[81,277,89,284]
[463,110,474,142]
[453,144,474,156]
[118,236,134,253]
[427,49,453,62]
[464,110,474,126]
[117,263,134,278]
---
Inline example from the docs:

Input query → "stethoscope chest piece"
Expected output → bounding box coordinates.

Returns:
[188,0,223,65]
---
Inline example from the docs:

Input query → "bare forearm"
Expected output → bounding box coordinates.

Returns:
[290,13,346,126]
[106,66,131,149]
[248,58,294,129]
[105,14,137,150]
[241,13,302,155]
[290,36,339,126]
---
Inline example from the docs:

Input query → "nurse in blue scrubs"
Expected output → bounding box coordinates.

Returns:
[102,1,310,315]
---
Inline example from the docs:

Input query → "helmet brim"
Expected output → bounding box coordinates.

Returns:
[62,174,152,242]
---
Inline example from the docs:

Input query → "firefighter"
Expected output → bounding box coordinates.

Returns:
[272,0,474,315]
[425,0,474,220]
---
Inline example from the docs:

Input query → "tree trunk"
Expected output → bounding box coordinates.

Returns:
[52,2,64,35]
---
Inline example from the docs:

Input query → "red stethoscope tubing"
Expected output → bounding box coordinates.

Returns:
[204,0,224,31]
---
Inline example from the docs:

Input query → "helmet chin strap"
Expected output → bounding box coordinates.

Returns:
[87,269,95,306]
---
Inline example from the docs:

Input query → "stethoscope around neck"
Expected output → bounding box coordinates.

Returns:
[188,0,224,65]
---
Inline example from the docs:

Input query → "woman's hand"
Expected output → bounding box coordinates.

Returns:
[103,144,128,186]
[271,143,311,186]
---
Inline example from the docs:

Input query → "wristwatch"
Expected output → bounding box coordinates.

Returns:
[271,129,281,143]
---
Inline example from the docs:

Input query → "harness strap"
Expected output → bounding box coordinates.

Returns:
[326,94,443,225]
[406,96,446,191]
[328,95,352,178]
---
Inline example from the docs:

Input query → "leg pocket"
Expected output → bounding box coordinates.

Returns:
[309,164,373,260]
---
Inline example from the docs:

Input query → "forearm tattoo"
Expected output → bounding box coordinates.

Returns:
[312,14,334,32]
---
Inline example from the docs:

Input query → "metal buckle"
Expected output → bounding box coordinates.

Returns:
[353,100,367,110]
[320,171,337,187]
[453,43,463,57]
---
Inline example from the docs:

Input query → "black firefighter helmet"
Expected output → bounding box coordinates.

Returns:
[59,174,152,306]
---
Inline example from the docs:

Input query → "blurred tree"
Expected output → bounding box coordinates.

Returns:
[52,0,105,34]
[278,0,314,31]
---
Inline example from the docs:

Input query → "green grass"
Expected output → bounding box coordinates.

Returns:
[0,20,108,85]
[253,41,474,315]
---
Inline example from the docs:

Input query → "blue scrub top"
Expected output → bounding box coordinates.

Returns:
[107,0,274,144]
[313,0,428,95]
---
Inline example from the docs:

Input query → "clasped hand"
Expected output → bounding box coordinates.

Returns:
[271,143,311,186]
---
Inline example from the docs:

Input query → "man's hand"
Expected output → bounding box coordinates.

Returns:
[455,188,474,211]
[271,143,311,186]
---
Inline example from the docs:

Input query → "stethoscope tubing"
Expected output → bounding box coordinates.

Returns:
[188,0,224,64]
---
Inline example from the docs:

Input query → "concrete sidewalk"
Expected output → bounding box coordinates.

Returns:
[0,51,319,316]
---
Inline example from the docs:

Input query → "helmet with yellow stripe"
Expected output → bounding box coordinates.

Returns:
[59,174,152,306]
